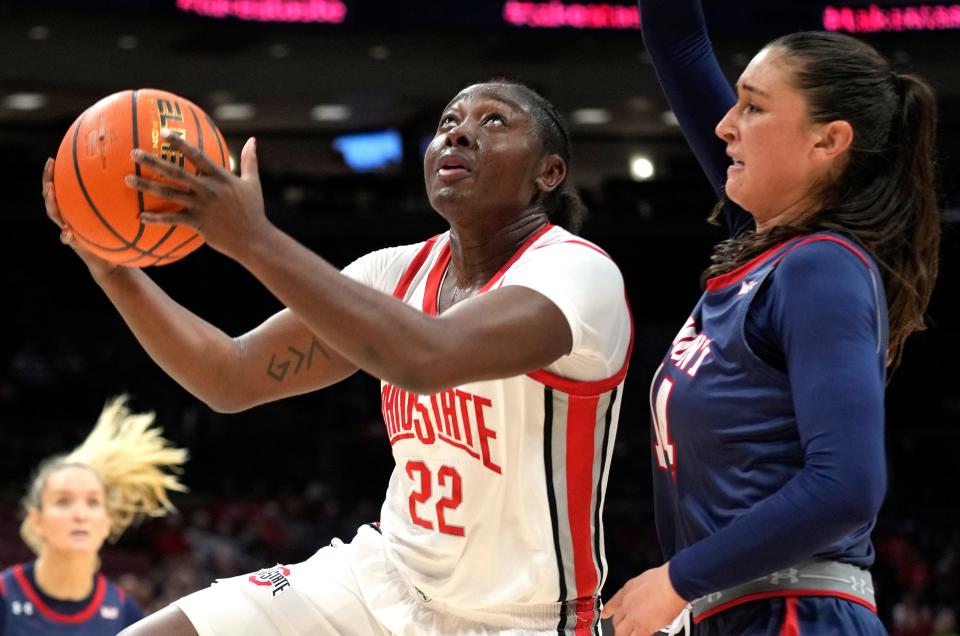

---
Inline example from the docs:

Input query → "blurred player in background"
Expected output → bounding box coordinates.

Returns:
[1,396,187,635]
[600,1,941,634]
[43,80,632,635]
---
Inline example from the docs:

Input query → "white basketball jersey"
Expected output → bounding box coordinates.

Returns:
[342,224,631,631]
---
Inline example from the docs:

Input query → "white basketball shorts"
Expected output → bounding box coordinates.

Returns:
[173,524,588,636]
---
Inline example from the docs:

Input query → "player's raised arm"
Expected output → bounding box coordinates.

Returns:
[125,93,626,396]
[638,0,753,237]
[42,161,356,413]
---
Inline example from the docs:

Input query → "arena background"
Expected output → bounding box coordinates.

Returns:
[1,1,958,633]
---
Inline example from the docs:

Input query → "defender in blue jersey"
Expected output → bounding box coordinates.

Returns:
[603,1,941,634]
[0,561,141,635]
[2,396,186,635]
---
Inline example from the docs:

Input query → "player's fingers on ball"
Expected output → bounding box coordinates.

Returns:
[124,175,194,206]
[161,129,222,177]
[43,186,65,228]
[139,211,195,228]
[130,149,204,191]
[42,157,53,186]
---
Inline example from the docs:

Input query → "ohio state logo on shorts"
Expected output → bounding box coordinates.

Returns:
[248,565,292,596]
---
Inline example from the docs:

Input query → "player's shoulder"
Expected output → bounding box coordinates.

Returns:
[779,233,874,270]
[773,233,878,300]
[525,225,621,271]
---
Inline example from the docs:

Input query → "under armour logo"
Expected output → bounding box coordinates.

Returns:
[850,576,868,594]
[769,568,800,585]
[706,592,723,603]
[11,601,34,616]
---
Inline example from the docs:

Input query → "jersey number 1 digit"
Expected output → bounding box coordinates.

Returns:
[652,377,676,473]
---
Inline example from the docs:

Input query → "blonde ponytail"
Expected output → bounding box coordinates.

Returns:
[20,395,188,554]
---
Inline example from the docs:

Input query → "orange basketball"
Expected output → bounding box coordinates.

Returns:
[53,89,229,267]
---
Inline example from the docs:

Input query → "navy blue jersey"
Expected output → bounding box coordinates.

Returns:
[0,562,143,635]
[649,233,888,599]
[639,0,891,605]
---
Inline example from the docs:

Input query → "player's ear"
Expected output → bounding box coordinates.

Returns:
[25,507,44,541]
[535,154,566,193]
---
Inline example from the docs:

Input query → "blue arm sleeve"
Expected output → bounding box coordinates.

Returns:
[668,242,888,600]
[123,595,145,626]
[638,0,753,237]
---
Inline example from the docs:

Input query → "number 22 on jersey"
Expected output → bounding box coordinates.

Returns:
[406,461,465,536]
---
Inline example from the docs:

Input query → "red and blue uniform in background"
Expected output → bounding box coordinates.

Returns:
[639,0,890,633]
[0,561,143,635]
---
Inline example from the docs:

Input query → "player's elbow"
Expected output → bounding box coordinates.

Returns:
[384,329,462,395]
[817,465,887,528]
[204,395,249,414]
[392,360,452,396]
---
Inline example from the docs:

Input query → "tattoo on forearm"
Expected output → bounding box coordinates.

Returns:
[266,337,332,382]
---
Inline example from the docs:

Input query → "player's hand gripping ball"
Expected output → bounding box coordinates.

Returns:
[53,89,229,267]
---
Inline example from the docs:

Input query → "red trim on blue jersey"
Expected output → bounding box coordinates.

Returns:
[11,564,107,624]
[566,394,601,602]
[0,574,6,596]
[705,234,872,292]
[705,240,793,291]
[773,235,871,270]
[694,589,878,624]
[780,597,801,636]
[392,235,441,300]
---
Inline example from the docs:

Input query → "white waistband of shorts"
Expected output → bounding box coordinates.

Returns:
[384,546,600,631]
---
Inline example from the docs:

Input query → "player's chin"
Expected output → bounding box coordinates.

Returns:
[427,185,473,212]
[723,179,750,211]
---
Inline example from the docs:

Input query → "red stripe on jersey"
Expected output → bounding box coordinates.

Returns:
[780,597,801,636]
[12,565,107,624]
[422,224,553,314]
[529,367,627,397]
[705,240,793,291]
[422,242,452,316]
[694,590,877,623]
[392,235,441,300]
[533,238,610,259]
[389,432,415,445]
[572,596,599,635]
[774,235,871,269]
[478,223,554,292]
[566,394,600,600]
[529,290,635,396]
[705,234,871,292]
[0,574,6,596]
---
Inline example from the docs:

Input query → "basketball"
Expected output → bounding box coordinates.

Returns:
[53,89,229,267]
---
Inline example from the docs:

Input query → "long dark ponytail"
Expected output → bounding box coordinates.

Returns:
[703,32,940,366]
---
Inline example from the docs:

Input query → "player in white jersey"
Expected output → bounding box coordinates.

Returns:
[42,80,632,635]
